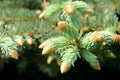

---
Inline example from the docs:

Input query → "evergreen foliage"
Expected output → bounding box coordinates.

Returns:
[0,0,120,78]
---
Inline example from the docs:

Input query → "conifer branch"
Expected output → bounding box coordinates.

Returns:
[64,23,79,39]
[61,45,79,67]
[0,0,119,75]
[81,50,97,66]
[0,36,17,56]
[44,3,61,18]
[0,18,39,21]
[80,30,117,51]
[42,36,71,51]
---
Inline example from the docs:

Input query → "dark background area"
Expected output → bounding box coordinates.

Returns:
[0,59,120,80]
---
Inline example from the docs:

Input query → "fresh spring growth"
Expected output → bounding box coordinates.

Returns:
[64,4,75,15]
[60,61,70,73]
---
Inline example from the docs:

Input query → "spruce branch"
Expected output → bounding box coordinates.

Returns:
[0,8,37,18]
[42,36,71,51]
[13,35,24,46]
[0,36,17,56]
[72,1,88,12]
[98,30,113,44]
[64,23,79,39]
[0,18,39,21]
[103,50,117,59]
[70,13,82,29]
[61,45,79,67]
[81,50,97,66]
[38,0,120,74]
[47,55,57,64]
[44,3,61,18]
[80,30,116,51]
[80,32,96,50]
